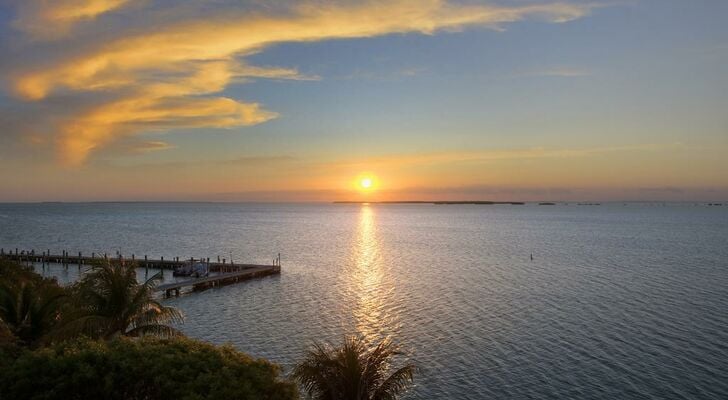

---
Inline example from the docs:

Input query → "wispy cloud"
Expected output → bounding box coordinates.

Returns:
[127,140,174,153]
[3,0,597,165]
[13,0,132,39]
[317,143,682,170]
[516,66,593,77]
[337,66,428,81]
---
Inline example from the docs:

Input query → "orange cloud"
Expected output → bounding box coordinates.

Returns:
[9,0,596,165]
[13,0,132,39]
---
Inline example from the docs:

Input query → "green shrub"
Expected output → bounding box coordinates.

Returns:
[0,336,298,400]
[0,258,68,347]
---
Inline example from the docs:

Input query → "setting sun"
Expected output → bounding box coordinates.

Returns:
[355,174,377,193]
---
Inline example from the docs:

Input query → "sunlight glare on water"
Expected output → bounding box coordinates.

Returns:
[349,205,399,344]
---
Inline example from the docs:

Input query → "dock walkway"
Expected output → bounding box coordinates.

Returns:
[1,248,282,296]
[156,265,280,297]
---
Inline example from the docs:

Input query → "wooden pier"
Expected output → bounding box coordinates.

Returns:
[1,247,282,296]
[156,265,281,298]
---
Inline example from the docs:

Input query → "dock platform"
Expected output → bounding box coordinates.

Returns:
[156,265,280,297]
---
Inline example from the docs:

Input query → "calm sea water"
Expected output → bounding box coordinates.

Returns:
[1,202,727,399]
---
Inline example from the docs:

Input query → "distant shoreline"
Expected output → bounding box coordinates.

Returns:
[334,201,527,205]
[333,201,726,206]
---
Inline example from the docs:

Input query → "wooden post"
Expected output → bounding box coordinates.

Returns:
[160,256,164,277]
[78,252,82,269]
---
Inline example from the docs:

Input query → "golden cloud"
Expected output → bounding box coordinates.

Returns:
[9,0,596,165]
[13,0,132,39]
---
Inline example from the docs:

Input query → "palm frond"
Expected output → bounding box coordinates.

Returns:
[64,259,184,340]
[125,323,183,338]
[372,364,416,400]
[292,336,415,400]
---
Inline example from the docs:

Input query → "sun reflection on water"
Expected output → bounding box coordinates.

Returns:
[351,205,399,342]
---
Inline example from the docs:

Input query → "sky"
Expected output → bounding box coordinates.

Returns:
[0,0,726,202]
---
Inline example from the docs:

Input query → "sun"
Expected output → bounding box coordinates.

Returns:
[355,174,377,193]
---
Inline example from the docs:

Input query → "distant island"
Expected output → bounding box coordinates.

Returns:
[334,201,526,205]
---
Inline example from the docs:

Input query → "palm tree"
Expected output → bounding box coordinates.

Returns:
[62,259,184,340]
[292,336,416,400]
[0,279,66,347]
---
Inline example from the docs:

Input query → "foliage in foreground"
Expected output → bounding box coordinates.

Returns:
[62,259,183,340]
[0,336,299,400]
[0,258,68,347]
[292,336,416,400]
[0,257,183,345]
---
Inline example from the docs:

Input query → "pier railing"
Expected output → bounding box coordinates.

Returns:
[0,247,281,274]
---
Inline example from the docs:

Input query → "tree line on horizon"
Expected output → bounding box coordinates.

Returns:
[0,257,415,400]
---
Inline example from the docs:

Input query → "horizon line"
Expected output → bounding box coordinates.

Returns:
[0,200,725,205]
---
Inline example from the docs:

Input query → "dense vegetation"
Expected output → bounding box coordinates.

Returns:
[0,257,415,400]
[0,258,67,347]
[0,258,298,400]
[63,260,183,340]
[0,258,182,346]
[0,336,297,400]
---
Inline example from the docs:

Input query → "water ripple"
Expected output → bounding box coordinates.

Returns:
[3,202,727,399]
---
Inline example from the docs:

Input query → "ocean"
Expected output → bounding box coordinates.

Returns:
[1,202,727,399]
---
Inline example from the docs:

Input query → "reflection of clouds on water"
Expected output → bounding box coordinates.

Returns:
[350,205,399,343]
